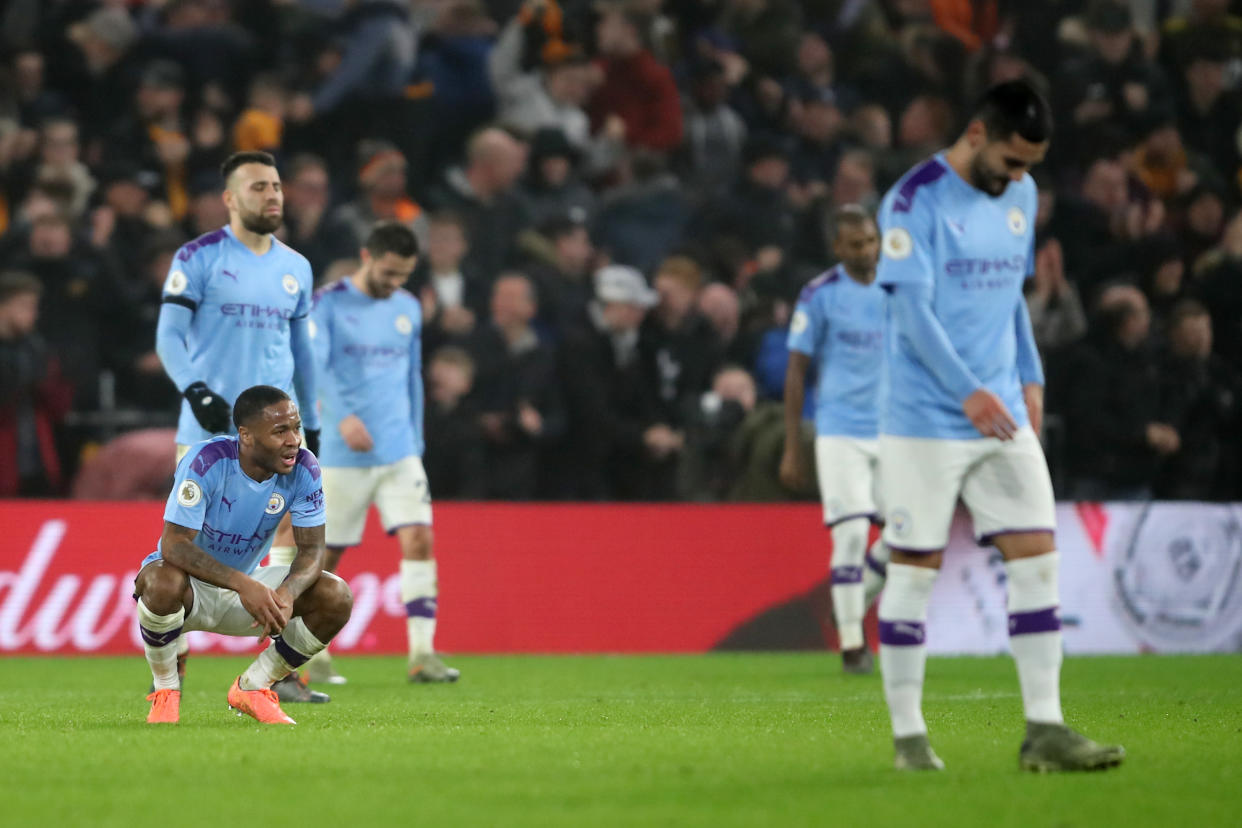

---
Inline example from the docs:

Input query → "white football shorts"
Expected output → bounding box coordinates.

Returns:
[879,426,1056,552]
[814,435,882,526]
[183,564,290,636]
[322,455,432,548]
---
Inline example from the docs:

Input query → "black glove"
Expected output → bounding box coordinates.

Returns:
[304,428,320,457]
[183,382,232,433]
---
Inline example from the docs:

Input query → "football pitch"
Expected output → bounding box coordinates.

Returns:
[1,654,1238,827]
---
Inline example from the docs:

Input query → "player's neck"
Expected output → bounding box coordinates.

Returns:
[239,454,275,484]
[942,139,976,190]
[842,266,875,285]
[230,220,274,256]
[350,268,376,297]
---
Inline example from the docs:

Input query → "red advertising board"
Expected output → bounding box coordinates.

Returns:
[0,501,838,655]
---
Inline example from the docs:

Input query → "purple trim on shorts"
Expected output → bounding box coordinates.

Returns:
[865,553,887,577]
[405,597,437,619]
[273,634,310,668]
[1008,607,1061,637]
[977,527,1055,548]
[878,620,926,646]
[385,520,432,536]
[140,625,183,648]
[830,566,863,585]
[824,511,878,529]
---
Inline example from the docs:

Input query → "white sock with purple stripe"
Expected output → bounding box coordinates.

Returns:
[878,563,939,737]
[239,618,325,690]
[830,518,869,651]
[863,537,889,609]
[1006,552,1064,724]
[138,599,184,691]
[401,560,438,659]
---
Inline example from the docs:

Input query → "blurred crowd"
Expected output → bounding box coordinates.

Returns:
[1,0,1241,502]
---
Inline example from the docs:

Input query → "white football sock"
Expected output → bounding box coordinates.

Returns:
[239,618,325,690]
[878,563,939,738]
[1006,552,1064,724]
[268,545,297,566]
[830,518,869,651]
[138,599,184,691]
[401,559,438,658]
[863,537,889,609]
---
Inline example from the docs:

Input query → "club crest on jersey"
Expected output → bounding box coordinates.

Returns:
[1007,207,1027,235]
[165,270,188,295]
[882,228,913,260]
[282,274,299,295]
[176,480,202,507]
[395,314,413,335]
[790,310,809,334]
[266,493,286,515]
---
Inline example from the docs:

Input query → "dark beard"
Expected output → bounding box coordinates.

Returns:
[969,157,1009,196]
[240,211,282,234]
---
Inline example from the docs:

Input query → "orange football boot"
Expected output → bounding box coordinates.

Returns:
[146,689,180,723]
[227,677,296,724]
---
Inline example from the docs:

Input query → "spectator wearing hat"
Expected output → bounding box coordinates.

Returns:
[588,3,683,153]
[518,127,595,229]
[58,6,142,143]
[1159,0,1242,82]
[0,271,73,497]
[326,139,429,254]
[678,57,748,196]
[467,271,566,499]
[1156,298,1242,499]
[557,264,671,499]
[1175,43,1242,198]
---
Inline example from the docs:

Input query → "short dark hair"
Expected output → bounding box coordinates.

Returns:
[830,204,876,239]
[974,79,1053,144]
[220,151,277,183]
[364,221,420,259]
[0,270,42,304]
[233,385,290,430]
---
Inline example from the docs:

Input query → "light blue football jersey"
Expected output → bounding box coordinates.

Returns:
[311,279,425,467]
[157,226,317,446]
[786,265,884,438]
[876,154,1038,440]
[141,436,325,575]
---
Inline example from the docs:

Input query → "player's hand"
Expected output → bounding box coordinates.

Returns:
[303,428,320,457]
[273,585,295,629]
[238,579,288,638]
[963,388,1018,441]
[338,415,374,453]
[1023,383,1044,436]
[778,448,805,491]
[184,382,232,433]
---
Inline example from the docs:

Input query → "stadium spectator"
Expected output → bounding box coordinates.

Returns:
[58,6,142,144]
[468,272,566,499]
[0,271,73,497]
[527,212,596,337]
[411,210,490,356]
[678,58,748,197]
[326,140,429,256]
[278,153,355,279]
[518,127,596,229]
[423,346,487,499]
[1194,208,1242,371]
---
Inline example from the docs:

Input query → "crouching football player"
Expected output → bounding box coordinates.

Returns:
[135,385,352,724]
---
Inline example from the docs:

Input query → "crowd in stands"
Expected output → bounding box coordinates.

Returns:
[1,0,1241,502]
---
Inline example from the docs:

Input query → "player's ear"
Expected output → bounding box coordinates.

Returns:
[966,119,988,149]
[236,424,251,448]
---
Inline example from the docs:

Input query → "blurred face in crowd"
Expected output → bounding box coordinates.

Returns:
[285,163,330,215]
[478,134,527,194]
[712,367,757,413]
[137,82,184,122]
[698,283,739,343]
[966,121,1048,197]
[491,274,537,329]
[1187,191,1226,238]
[833,218,880,281]
[596,10,641,58]
[1152,258,1184,296]
[797,33,832,78]
[899,95,952,149]
[851,105,891,149]
[798,100,843,144]
[190,188,228,232]
[748,157,789,191]
[40,120,79,167]
[365,156,408,200]
[359,249,418,300]
[428,220,467,272]
[831,153,875,207]
[0,290,40,340]
[1185,58,1226,108]
[554,226,594,274]
[28,217,72,259]
[429,356,473,407]
[539,155,572,188]
[1171,312,1213,359]
[104,178,149,218]
[601,300,647,333]
[1101,286,1151,349]
[225,161,283,234]
[654,271,698,325]
[1082,158,1128,214]
[1090,27,1133,66]
[545,62,591,106]
[14,50,44,95]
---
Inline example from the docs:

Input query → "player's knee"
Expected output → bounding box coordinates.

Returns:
[890,549,943,569]
[401,526,433,561]
[136,563,189,613]
[314,571,353,621]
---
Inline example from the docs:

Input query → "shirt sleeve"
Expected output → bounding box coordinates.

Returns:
[889,281,983,403]
[877,190,936,290]
[786,294,825,357]
[155,249,209,392]
[1014,296,1045,387]
[162,447,214,531]
[289,451,325,528]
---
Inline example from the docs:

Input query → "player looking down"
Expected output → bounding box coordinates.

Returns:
[874,80,1124,772]
[135,385,351,725]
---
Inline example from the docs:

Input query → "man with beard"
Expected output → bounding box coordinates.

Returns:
[155,151,323,703]
[873,81,1123,773]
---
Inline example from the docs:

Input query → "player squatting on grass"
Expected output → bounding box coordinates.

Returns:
[134,385,351,724]
[874,79,1124,772]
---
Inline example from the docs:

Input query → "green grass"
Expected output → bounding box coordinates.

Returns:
[1,654,1239,827]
